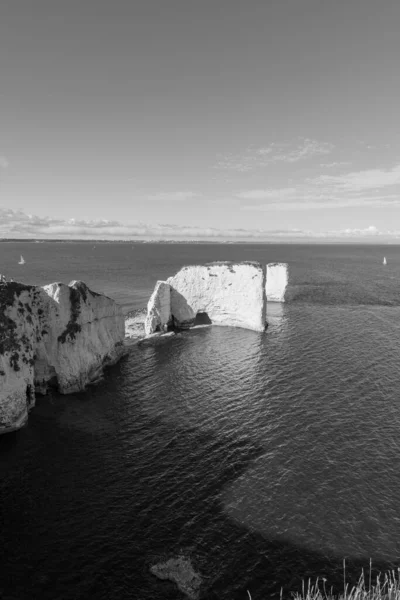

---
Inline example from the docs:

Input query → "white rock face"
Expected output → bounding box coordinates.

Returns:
[145,262,267,334]
[168,262,266,331]
[0,279,126,433]
[144,281,171,336]
[39,280,126,394]
[266,263,288,302]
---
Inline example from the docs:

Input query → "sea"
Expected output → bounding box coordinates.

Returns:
[1,241,400,600]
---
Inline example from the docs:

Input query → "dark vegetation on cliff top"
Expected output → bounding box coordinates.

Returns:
[70,279,106,299]
[57,281,104,344]
[57,286,82,344]
[178,261,264,273]
[0,282,37,372]
[1,280,110,371]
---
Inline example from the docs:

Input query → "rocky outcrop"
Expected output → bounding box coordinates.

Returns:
[0,278,125,434]
[150,555,202,600]
[266,262,288,302]
[145,262,266,335]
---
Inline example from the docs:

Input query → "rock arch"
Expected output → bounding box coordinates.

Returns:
[145,262,267,334]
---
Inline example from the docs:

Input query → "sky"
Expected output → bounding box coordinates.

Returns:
[1,0,400,241]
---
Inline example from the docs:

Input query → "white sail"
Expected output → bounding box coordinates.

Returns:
[383,257,387,265]
[18,255,25,265]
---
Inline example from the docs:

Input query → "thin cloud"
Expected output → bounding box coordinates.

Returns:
[341,225,378,235]
[320,161,351,168]
[146,191,200,201]
[240,194,400,211]
[273,139,334,163]
[1,208,399,242]
[0,208,310,240]
[312,164,400,192]
[215,138,333,172]
[237,188,298,200]
[237,162,400,210]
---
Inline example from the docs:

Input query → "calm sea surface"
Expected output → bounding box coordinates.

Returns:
[1,242,400,600]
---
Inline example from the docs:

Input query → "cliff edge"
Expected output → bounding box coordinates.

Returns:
[0,278,125,434]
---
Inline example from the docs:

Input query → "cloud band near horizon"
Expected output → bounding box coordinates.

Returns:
[0,208,399,242]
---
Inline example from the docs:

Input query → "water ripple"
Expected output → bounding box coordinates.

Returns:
[2,244,400,598]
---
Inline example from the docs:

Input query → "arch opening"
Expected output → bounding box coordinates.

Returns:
[193,312,212,326]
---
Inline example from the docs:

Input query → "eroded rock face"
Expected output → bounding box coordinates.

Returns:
[0,279,125,433]
[145,261,267,334]
[38,280,126,394]
[266,262,288,302]
[169,262,266,331]
[0,281,40,433]
[144,281,171,336]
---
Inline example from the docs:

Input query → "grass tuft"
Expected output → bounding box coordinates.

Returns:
[291,562,400,600]
[247,562,400,600]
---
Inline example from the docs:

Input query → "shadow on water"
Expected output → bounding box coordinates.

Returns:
[2,301,400,600]
[0,373,399,600]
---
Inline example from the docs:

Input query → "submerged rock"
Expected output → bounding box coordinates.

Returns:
[150,555,202,600]
[145,261,267,335]
[0,279,126,434]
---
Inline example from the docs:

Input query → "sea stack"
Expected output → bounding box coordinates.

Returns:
[266,263,288,302]
[145,261,267,335]
[0,278,126,434]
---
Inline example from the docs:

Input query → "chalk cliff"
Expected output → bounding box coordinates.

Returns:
[37,280,126,393]
[266,263,288,302]
[144,281,171,336]
[145,262,266,335]
[0,281,41,433]
[0,278,125,434]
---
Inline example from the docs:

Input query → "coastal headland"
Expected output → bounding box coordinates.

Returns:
[0,261,288,434]
[0,278,126,434]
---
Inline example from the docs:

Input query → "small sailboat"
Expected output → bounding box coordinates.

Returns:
[18,255,25,265]
[383,256,387,265]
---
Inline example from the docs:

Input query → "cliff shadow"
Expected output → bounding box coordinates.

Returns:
[170,288,196,330]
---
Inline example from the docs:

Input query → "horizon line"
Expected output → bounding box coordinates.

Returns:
[0,238,398,245]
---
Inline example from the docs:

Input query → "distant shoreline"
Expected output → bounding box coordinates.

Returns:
[0,239,397,245]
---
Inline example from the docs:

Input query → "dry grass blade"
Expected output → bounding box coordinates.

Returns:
[289,565,400,600]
